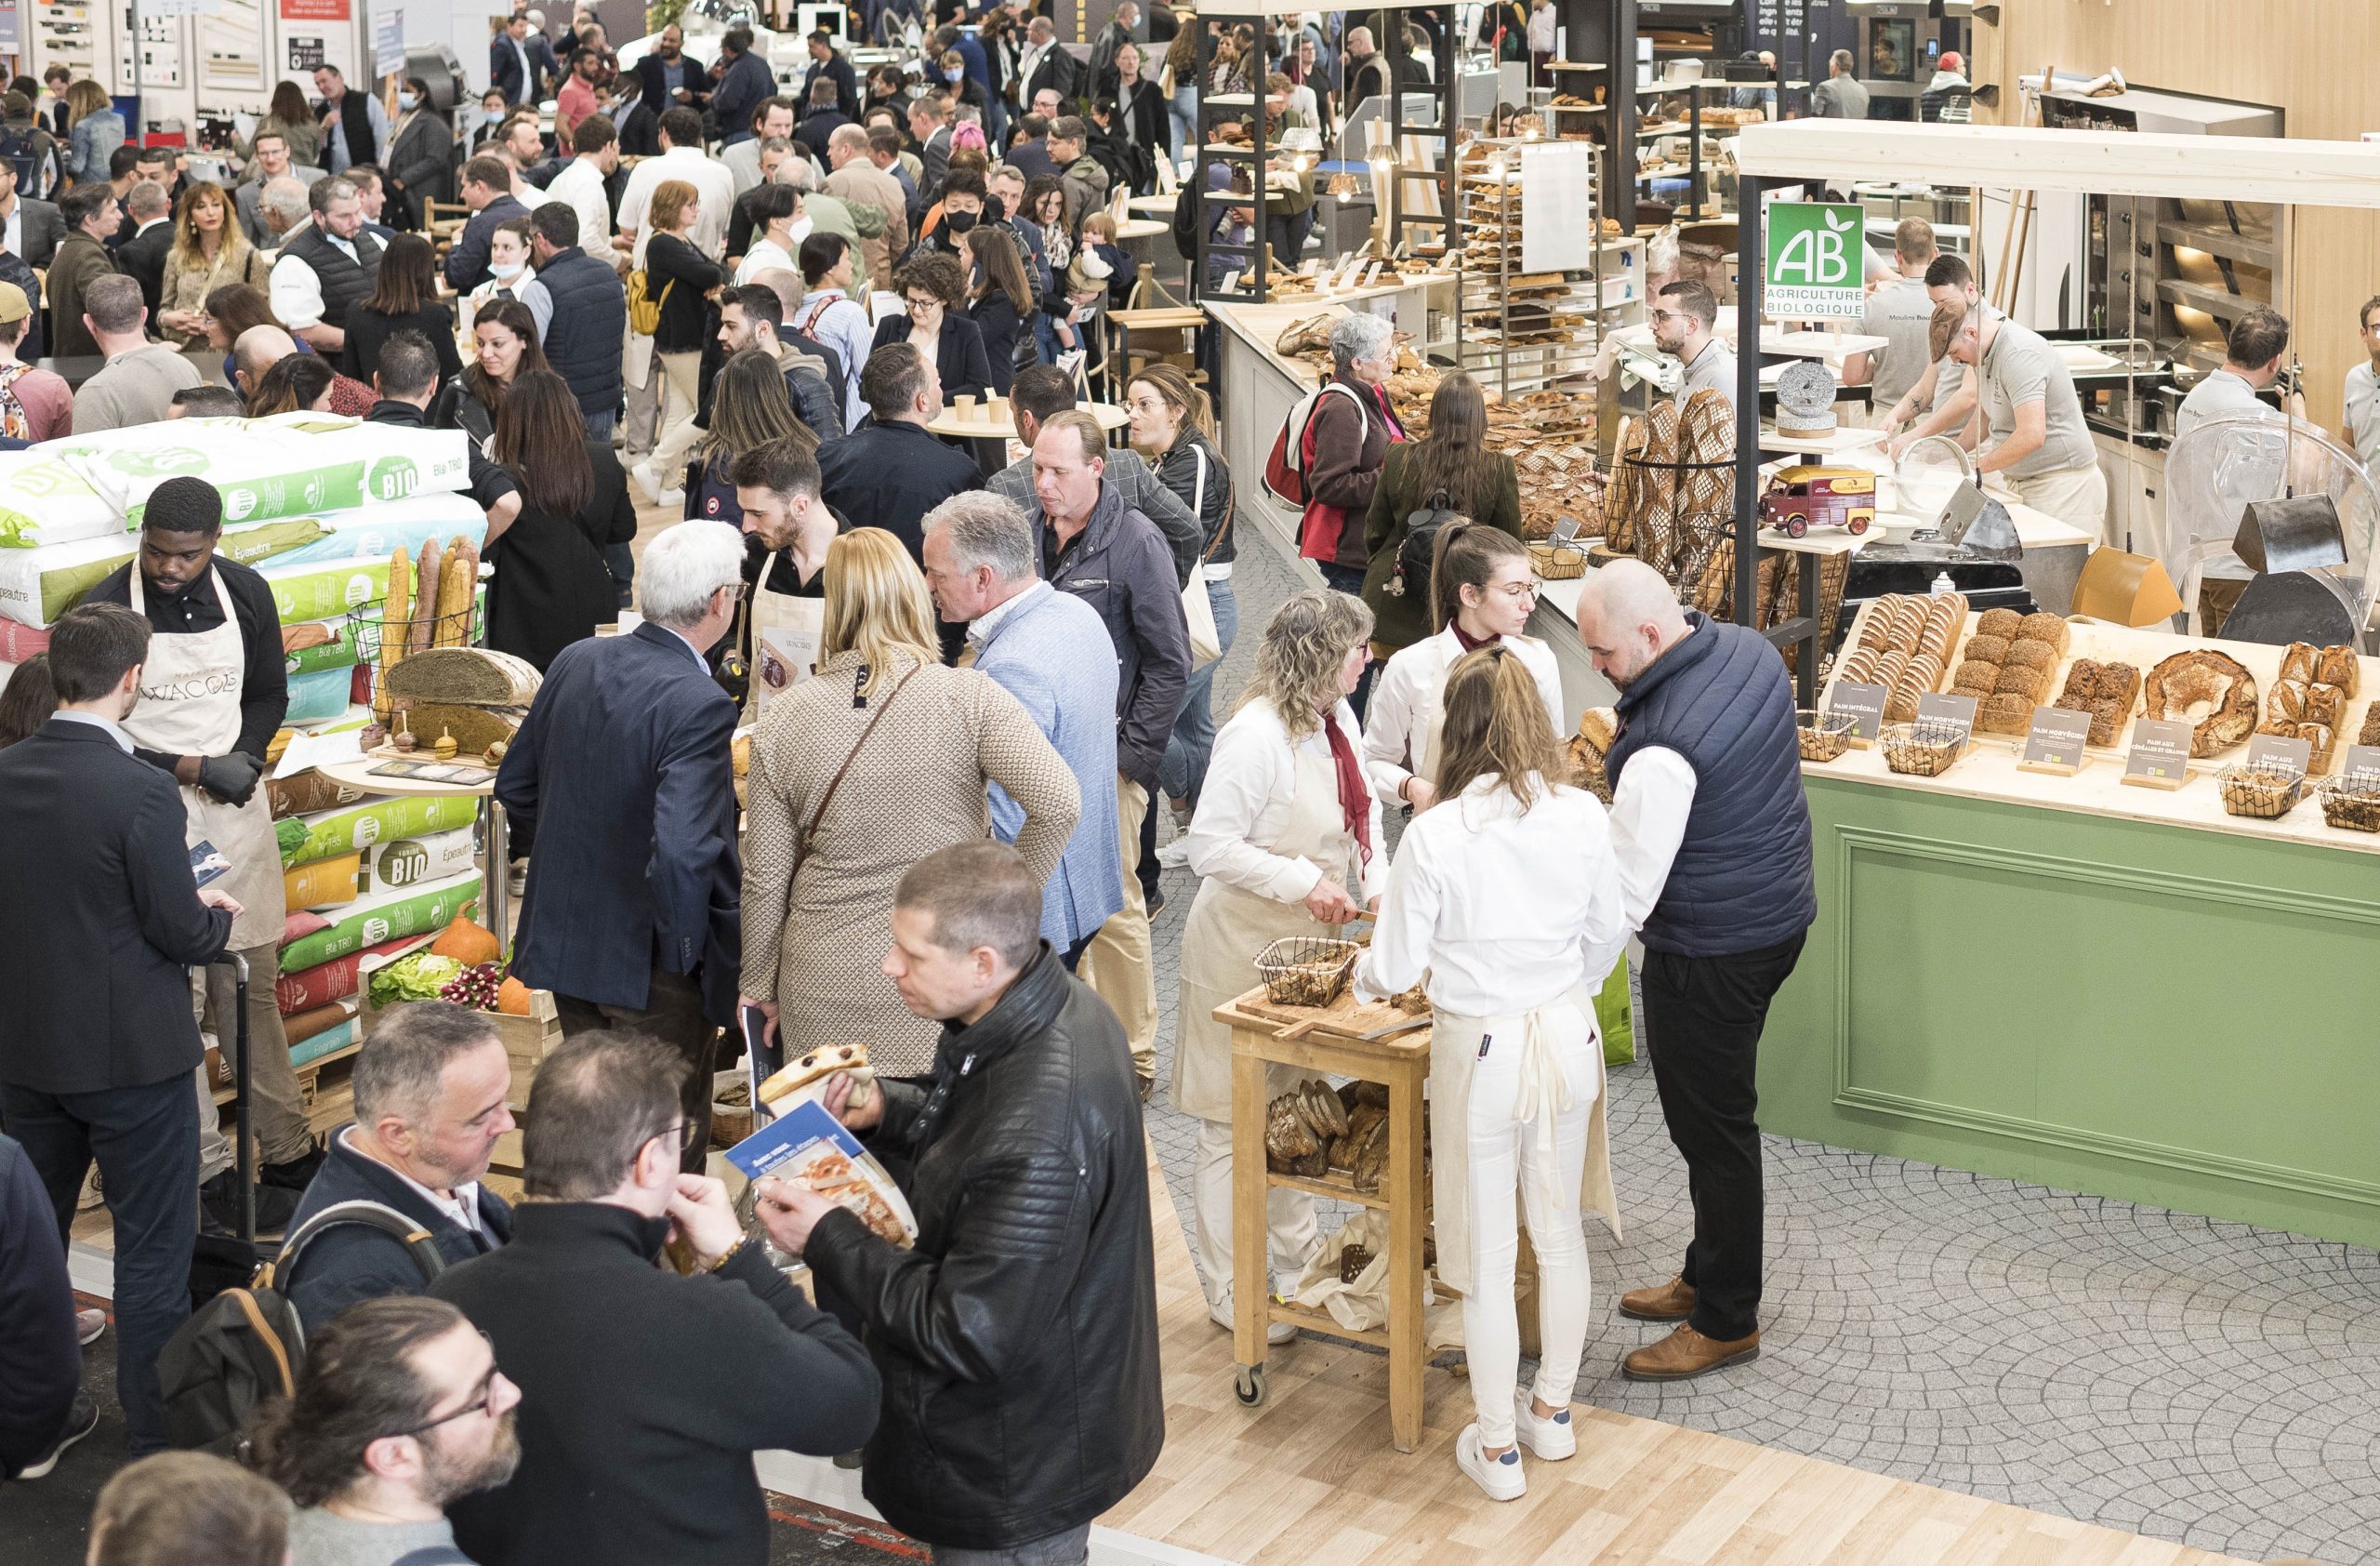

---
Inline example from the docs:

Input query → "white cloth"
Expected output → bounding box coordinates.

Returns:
[796,289,877,428]
[1606,744,1696,936]
[469,275,550,342]
[2,201,18,259]
[616,145,737,264]
[735,237,798,285]
[2345,361,2380,468]
[1361,628,1563,807]
[1183,697,1386,907]
[1996,460,2110,545]
[1354,774,1625,1017]
[266,232,360,330]
[545,155,615,257]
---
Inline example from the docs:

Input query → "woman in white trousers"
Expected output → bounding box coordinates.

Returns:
[1355,645,1627,1502]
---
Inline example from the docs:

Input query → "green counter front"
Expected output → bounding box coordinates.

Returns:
[1763,766,2380,1253]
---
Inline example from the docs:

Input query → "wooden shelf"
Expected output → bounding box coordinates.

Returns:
[1265,1169,1388,1210]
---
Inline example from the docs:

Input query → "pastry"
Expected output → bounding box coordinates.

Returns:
[2279,642,2319,685]
[1994,665,2048,701]
[2305,683,2345,728]
[2143,648,2259,758]
[2003,640,2058,673]
[1575,708,1617,756]
[1977,607,2024,640]
[1977,693,2035,735]
[758,1041,874,1106]
[2013,612,2070,655]
[2318,645,2360,696]
[1961,634,2012,667]
[2268,678,2309,723]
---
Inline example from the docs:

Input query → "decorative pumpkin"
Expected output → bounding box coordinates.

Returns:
[427,915,502,967]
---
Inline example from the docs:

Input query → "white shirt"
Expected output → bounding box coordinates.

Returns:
[545,154,614,257]
[2173,365,2266,446]
[2347,360,2380,468]
[1606,745,1697,936]
[1183,697,1387,906]
[735,237,798,285]
[1,200,18,259]
[469,273,551,342]
[796,288,876,428]
[267,231,360,329]
[1362,627,1563,805]
[52,709,133,750]
[616,145,737,265]
[1677,336,1737,412]
[966,579,1049,647]
[335,1126,484,1239]
[1354,773,1626,1015]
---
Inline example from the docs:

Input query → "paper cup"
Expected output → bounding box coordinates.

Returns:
[987,395,1010,424]
[954,394,978,418]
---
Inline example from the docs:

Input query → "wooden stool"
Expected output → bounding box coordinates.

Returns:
[1218,986,1432,1453]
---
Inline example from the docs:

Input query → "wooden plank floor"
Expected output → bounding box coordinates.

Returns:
[1103,1147,2254,1566]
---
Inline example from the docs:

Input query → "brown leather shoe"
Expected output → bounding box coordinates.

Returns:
[1621,1323,1760,1382]
[1617,1277,1696,1322]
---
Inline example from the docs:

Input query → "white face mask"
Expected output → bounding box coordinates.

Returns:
[399,91,419,111]
[791,216,813,244]
[490,259,526,283]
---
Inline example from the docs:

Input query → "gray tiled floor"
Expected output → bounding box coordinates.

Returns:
[1143,522,2380,1566]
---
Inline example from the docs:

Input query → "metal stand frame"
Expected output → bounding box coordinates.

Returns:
[1735,173,1822,710]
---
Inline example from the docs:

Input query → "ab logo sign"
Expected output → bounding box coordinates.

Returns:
[1765,202,1867,320]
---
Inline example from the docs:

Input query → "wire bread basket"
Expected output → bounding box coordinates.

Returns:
[1255,936,1362,1008]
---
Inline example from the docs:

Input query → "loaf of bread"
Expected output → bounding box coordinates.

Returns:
[2013,612,2069,656]
[2280,642,2319,685]
[2269,678,2310,723]
[2361,700,2380,747]
[2306,683,2345,728]
[1977,606,2024,640]
[2319,645,2360,697]
[2086,699,2130,748]
[2055,658,2103,706]
[1962,633,2012,667]
[2003,639,2058,673]
[1977,693,2035,735]
[1952,660,2001,697]
[1994,665,2048,701]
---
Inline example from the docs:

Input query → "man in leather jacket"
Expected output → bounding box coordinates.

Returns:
[755,841,1162,1564]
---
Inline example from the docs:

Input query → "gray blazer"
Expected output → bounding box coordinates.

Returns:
[235,166,327,246]
[9,198,61,267]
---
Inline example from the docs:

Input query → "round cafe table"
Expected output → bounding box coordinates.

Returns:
[925,399,1132,443]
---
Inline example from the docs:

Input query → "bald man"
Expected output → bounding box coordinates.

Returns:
[1573,559,1814,1384]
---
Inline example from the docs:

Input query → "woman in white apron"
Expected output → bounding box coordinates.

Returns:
[1364,521,1563,812]
[1355,645,1626,1503]
[1174,589,1384,1340]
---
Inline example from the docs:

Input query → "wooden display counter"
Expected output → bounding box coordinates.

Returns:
[1767,609,2380,1251]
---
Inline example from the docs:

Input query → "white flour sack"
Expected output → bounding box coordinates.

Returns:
[0,450,132,549]
[50,413,470,529]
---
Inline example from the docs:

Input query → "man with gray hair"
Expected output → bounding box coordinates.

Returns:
[256,174,313,249]
[495,522,747,1167]
[920,492,1123,968]
[114,179,176,315]
[269,174,386,352]
[1812,48,1870,119]
[283,1001,519,1333]
[71,274,203,432]
[824,122,906,289]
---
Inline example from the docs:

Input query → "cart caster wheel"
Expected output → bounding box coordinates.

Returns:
[1235,1366,1268,1407]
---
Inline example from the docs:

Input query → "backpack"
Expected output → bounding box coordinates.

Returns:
[1391,485,1460,599]
[156,1201,449,1454]
[625,268,676,337]
[0,121,42,199]
[1262,381,1366,507]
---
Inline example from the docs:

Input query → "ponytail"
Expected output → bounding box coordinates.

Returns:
[1431,645,1566,811]
[1428,518,1528,636]
[1129,363,1214,444]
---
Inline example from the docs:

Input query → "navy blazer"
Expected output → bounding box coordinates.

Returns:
[496,621,741,1024]
[0,720,231,1095]
[284,1126,515,1334]
[871,310,995,404]
[634,46,710,115]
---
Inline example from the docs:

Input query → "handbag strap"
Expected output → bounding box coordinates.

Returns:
[795,663,921,872]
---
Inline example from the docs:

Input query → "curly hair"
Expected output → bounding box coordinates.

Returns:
[894,249,968,308]
[1239,588,1374,739]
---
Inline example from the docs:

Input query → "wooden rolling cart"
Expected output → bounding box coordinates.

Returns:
[1217,985,1432,1451]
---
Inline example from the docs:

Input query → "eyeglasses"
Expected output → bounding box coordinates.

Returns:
[649,1120,697,1155]
[905,296,942,312]
[1498,577,1544,602]
[388,1334,504,1440]
[1649,309,1692,327]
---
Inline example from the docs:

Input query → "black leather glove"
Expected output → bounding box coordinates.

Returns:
[196,751,265,807]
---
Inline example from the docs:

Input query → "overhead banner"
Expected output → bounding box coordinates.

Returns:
[1764,201,1866,319]
[373,5,406,77]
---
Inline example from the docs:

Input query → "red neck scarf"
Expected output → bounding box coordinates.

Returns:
[1321,711,1374,872]
[1448,618,1496,653]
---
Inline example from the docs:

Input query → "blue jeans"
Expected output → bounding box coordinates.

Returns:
[1158,575,1238,807]
[1169,85,1198,163]
[583,407,617,441]
[4,1074,198,1453]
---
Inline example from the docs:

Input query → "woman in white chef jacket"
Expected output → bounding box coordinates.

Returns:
[1355,646,1626,1504]
[1364,521,1565,812]
[1174,589,1385,1340]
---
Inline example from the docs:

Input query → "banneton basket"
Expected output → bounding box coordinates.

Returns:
[1880,719,1964,777]
[1254,936,1361,1009]
[1528,539,1589,580]
[2318,773,2380,832]
[2217,765,2307,820]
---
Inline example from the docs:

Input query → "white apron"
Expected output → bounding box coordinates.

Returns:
[121,566,287,949]
[1171,736,1360,1122]
[744,574,825,723]
[1426,984,1622,1300]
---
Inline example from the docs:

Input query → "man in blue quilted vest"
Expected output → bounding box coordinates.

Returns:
[1576,558,1815,1382]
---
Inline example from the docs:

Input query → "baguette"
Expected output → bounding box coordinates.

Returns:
[455,540,483,644]
[437,546,472,648]
[408,538,443,653]
[378,544,410,718]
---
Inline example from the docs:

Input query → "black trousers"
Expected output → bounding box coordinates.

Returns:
[555,962,720,1173]
[4,1073,198,1453]
[1639,934,1805,1343]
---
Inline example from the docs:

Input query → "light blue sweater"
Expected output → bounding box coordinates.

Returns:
[971,582,1124,949]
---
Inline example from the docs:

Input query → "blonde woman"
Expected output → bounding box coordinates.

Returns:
[60,80,125,186]
[155,183,271,345]
[1354,647,1625,1504]
[741,527,1081,1077]
[1174,589,1383,1339]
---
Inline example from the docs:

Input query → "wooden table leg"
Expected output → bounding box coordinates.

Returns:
[1231,1040,1270,1387]
[1516,1226,1542,1360]
[1385,1067,1427,1453]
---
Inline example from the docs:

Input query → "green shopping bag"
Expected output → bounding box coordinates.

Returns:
[1595,954,1634,1066]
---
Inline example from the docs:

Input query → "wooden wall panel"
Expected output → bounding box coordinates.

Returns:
[1976,0,2380,431]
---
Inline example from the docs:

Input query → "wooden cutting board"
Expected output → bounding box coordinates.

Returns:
[1234,985,1422,1039]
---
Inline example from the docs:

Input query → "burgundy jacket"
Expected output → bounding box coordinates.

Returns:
[1298,371,1405,568]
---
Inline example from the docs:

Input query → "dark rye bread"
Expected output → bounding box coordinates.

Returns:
[382,646,542,707]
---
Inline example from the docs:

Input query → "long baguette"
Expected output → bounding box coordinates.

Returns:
[438,537,474,646]
[379,544,410,718]
[408,537,443,653]
[451,538,482,646]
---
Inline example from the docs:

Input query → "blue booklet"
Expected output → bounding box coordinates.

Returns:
[722,1097,866,1182]
[722,1098,919,1246]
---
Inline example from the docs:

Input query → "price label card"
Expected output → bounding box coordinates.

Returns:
[2122,718,2196,789]
[1359,259,1385,289]
[2341,743,2380,782]
[2018,707,2093,776]
[1916,691,1979,748]
[1825,681,1887,740]
[2244,732,2313,778]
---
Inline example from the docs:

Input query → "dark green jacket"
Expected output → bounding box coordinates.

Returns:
[1358,442,1524,653]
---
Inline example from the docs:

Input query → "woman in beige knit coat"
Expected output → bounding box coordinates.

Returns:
[741,527,1082,1077]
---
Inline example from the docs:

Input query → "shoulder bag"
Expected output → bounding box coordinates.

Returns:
[792,663,921,877]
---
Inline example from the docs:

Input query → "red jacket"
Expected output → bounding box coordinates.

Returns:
[1298,372,1405,569]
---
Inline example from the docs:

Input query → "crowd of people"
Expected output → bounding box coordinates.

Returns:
[0,4,1834,1560]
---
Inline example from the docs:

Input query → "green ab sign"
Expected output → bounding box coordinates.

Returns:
[1765,202,1866,320]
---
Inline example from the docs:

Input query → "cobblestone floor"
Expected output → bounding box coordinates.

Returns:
[1143,523,2380,1566]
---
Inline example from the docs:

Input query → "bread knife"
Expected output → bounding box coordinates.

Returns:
[1356,1015,1431,1042]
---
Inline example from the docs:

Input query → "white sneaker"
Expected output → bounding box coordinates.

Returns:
[1210,1296,1299,1346]
[1157,837,1191,869]
[1514,1394,1577,1460]
[1455,1424,1527,1501]
[631,459,665,506]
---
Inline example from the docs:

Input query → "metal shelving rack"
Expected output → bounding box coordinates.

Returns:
[1454,139,1609,399]
[1633,78,1739,219]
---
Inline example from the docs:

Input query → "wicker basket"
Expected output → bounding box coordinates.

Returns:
[1796,708,1857,763]
[1254,936,1361,1009]
[2217,765,2306,820]
[1880,720,1964,777]
[2316,774,2380,831]
[1528,539,1589,580]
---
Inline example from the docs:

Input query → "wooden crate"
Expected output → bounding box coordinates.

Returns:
[358,935,564,1106]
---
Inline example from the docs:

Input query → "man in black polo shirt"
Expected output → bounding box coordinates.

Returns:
[85,478,319,1236]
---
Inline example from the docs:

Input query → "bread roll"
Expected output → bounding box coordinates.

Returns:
[2014,612,2069,655]
[2280,642,2319,685]
[1977,607,2023,640]
[2269,679,2309,723]
[2361,700,2380,747]
[1952,660,2000,697]
[1977,693,2035,735]
[2056,658,2103,705]
[2306,683,2345,728]
[2096,662,2142,715]
[2318,645,2359,696]
[2003,640,2057,673]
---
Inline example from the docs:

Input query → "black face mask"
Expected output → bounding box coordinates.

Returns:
[945,208,980,234]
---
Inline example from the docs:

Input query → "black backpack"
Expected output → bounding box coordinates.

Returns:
[0,121,42,198]
[1391,487,1461,601]
[155,1201,448,1454]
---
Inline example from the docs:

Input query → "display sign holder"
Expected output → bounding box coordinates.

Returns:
[2016,707,2093,776]
[2244,732,2315,778]
[1825,681,1887,744]
[2341,743,2380,782]
[1915,691,1979,753]
[2122,718,2197,790]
